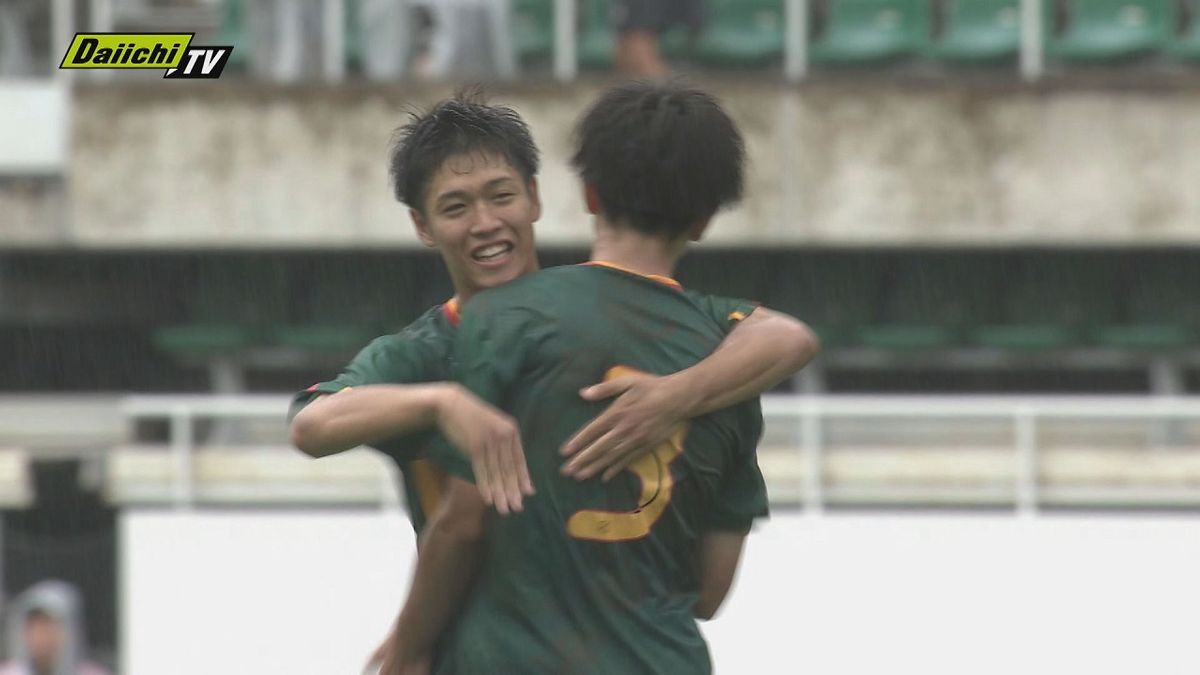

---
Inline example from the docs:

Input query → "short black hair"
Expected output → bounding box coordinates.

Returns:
[389,87,540,212]
[26,608,54,623]
[571,80,745,239]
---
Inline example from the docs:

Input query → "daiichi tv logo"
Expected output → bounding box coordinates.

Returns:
[59,33,233,79]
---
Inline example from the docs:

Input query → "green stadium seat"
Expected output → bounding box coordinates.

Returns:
[1092,258,1200,349]
[272,325,376,352]
[1168,0,1200,60]
[694,0,785,66]
[274,262,415,352]
[1047,0,1174,61]
[972,256,1114,351]
[510,0,550,61]
[578,0,614,67]
[154,259,290,357]
[926,0,1021,63]
[153,324,256,353]
[513,0,554,62]
[810,0,931,64]
[216,0,249,67]
[344,0,365,70]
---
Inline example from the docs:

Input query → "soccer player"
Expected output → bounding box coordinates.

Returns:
[386,81,782,675]
[288,91,816,671]
[289,91,815,520]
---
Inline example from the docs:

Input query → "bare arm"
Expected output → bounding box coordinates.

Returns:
[561,307,819,480]
[385,477,488,671]
[668,307,819,416]
[290,384,452,458]
[290,384,532,511]
[693,530,749,621]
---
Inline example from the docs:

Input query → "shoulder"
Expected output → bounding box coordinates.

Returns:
[362,306,453,355]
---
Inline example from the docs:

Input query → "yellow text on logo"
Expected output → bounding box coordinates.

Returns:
[59,33,193,69]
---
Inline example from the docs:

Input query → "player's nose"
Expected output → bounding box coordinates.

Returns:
[469,204,505,238]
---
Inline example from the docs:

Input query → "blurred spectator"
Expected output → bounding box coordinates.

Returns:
[358,0,416,80]
[246,0,323,82]
[0,580,110,675]
[423,0,515,80]
[613,0,705,78]
[0,0,34,77]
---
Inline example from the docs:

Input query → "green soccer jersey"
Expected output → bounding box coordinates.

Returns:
[288,302,461,533]
[288,283,758,538]
[428,263,769,675]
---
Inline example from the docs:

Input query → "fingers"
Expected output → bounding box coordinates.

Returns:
[516,440,535,496]
[561,414,608,457]
[498,431,525,513]
[563,428,624,479]
[473,449,494,508]
[485,440,508,515]
[579,376,636,402]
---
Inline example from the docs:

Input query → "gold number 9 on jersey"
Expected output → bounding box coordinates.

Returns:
[566,365,688,543]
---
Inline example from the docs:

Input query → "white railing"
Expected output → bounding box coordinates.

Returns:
[762,395,1200,515]
[119,393,1200,511]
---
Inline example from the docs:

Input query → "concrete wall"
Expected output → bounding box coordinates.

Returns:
[6,79,1199,248]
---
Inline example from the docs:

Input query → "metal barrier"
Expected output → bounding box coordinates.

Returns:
[120,393,1200,511]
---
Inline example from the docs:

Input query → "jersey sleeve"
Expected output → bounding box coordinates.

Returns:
[287,332,442,461]
[288,333,436,418]
[426,296,543,483]
[704,399,769,532]
[685,291,760,334]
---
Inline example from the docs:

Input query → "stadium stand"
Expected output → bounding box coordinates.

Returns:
[1046,0,1176,62]
[513,0,555,63]
[63,0,1200,78]
[926,0,1022,63]
[693,0,786,66]
[809,0,932,64]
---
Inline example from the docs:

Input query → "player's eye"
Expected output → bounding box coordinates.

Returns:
[494,193,515,203]
[443,204,466,217]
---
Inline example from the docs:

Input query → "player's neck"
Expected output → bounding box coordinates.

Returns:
[590,218,686,279]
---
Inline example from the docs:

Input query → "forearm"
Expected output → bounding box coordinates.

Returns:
[671,309,819,417]
[694,530,749,620]
[290,383,454,457]
[392,507,484,662]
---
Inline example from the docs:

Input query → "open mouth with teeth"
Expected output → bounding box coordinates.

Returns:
[471,242,515,265]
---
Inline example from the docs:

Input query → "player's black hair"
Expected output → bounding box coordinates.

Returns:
[389,86,540,213]
[26,608,53,623]
[571,80,745,239]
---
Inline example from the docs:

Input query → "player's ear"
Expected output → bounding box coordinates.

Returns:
[527,178,543,222]
[688,218,712,242]
[583,183,601,215]
[410,208,437,248]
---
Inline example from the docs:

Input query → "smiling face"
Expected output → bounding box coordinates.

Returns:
[411,151,542,302]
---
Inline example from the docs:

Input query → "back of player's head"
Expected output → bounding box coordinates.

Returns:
[390,87,540,214]
[571,80,745,239]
